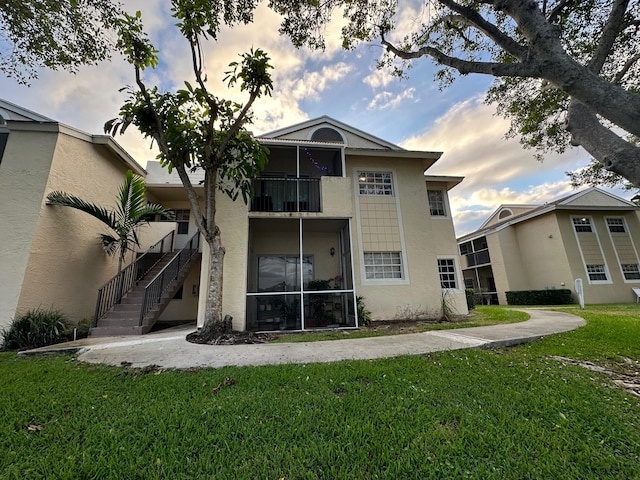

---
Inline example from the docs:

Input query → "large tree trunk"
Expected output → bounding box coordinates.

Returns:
[567,100,640,187]
[194,234,229,340]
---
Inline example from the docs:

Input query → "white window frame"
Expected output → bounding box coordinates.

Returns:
[572,217,593,233]
[586,264,608,282]
[571,216,612,285]
[606,217,626,233]
[621,264,640,280]
[427,189,447,217]
[437,257,460,290]
[363,252,403,280]
[604,216,640,283]
[357,171,394,196]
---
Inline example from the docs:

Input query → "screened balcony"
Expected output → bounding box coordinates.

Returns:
[250,143,343,213]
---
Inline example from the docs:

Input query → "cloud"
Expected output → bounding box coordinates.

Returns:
[367,87,416,110]
[363,69,395,89]
[450,181,576,236]
[401,96,596,235]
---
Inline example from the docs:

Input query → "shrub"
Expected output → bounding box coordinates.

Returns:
[465,289,476,310]
[1,308,70,351]
[356,296,372,326]
[506,289,574,306]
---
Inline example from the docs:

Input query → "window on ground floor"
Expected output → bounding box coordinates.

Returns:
[607,217,626,233]
[586,264,608,281]
[437,258,458,289]
[621,263,640,280]
[363,252,403,279]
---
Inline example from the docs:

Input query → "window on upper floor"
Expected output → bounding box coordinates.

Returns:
[573,217,593,233]
[311,127,344,143]
[428,189,446,216]
[163,209,190,234]
[586,264,608,281]
[358,172,393,196]
[363,252,403,279]
[607,218,626,233]
[438,258,458,289]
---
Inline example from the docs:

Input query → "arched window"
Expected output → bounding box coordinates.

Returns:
[498,209,512,220]
[310,127,344,143]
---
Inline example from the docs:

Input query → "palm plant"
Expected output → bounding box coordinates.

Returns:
[46,170,173,275]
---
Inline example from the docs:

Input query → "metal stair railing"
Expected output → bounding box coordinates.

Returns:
[93,231,175,327]
[138,232,201,326]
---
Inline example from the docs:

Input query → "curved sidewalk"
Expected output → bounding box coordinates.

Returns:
[21,309,585,369]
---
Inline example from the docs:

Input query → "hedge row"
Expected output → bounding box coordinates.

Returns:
[506,289,574,305]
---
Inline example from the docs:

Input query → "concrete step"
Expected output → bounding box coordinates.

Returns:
[89,325,144,337]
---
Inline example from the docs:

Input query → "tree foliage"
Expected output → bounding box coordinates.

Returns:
[271,0,640,186]
[0,0,121,84]
[46,170,172,274]
[106,2,273,337]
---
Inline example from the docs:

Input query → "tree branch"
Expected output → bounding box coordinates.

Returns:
[381,36,536,77]
[588,0,630,74]
[545,0,579,23]
[438,0,528,60]
[613,51,640,84]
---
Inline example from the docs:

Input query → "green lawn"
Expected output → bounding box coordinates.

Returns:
[269,306,529,343]
[1,305,640,479]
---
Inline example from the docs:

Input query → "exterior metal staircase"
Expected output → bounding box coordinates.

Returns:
[90,232,201,337]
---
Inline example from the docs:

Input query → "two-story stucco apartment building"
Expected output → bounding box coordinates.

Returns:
[0,99,467,335]
[457,188,640,305]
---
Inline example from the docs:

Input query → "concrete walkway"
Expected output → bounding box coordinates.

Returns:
[20,309,585,369]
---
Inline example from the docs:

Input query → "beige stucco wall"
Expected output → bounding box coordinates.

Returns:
[349,157,467,320]
[196,192,250,330]
[556,210,640,304]
[158,265,201,322]
[511,214,574,297]
[0,125,58,329]
[15,131,134,324]
[321,176,353,217]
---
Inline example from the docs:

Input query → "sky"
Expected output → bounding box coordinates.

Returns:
[0,1,629,235]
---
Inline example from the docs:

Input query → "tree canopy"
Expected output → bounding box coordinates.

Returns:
[271,0,640,186]
[106,2,272,337]
[0,0,121,84]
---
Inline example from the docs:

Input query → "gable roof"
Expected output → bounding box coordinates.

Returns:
[0,97,145,175]
[0,98,55,122]
[258,115,403,150]
[458,187,638,242]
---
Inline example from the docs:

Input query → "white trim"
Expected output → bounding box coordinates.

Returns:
[427,187,451,220]
[307,125,347,146]
[436,255,463,293]
[353,167,410,286]
[258,115,403,150]
[604,215,640,283]
[571,215,613,285]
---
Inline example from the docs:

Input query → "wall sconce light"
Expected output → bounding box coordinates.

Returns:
[330,247,336,257]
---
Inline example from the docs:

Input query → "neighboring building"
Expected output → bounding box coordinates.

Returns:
[0,100,467,334]
[457,188,640,305]
[0,99,148,328]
